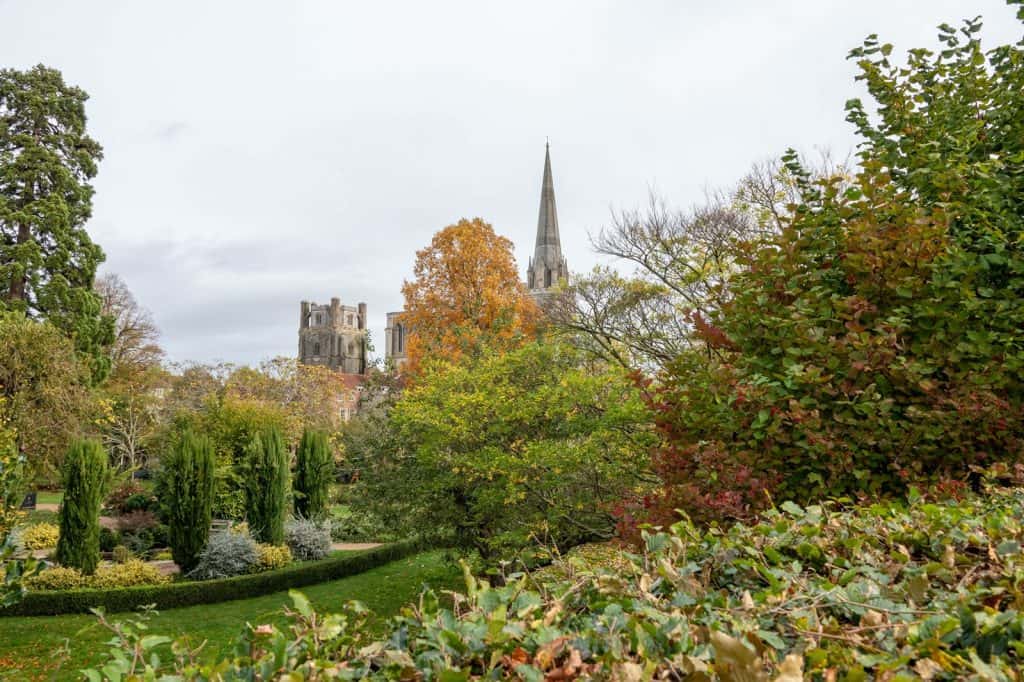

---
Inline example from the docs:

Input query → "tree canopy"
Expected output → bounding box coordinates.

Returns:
[0,65,113,383]
[400,218,539,373]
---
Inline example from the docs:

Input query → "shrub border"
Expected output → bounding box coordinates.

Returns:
[1,537,433,617]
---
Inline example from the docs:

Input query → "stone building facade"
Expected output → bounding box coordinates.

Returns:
[383,311,408,370]
[298,298,368,375]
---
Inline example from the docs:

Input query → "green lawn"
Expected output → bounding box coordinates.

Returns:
[35,490,63,506]
[0,550,462,681]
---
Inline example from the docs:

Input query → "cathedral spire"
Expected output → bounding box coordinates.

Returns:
[528,142,568,292]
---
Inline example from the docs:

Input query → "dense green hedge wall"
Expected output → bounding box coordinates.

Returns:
[1,538,431,617]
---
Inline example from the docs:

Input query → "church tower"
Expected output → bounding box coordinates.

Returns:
[526,143,569,294]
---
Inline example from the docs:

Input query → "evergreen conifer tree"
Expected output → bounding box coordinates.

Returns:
[244,427,288,545]
[55,439,108,574]
[164,432,216,573]
[294,429,332,521]
[0,65,113,383]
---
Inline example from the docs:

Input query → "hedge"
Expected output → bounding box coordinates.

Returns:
[1,537,433,617]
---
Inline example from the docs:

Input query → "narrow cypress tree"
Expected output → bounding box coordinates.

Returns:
[294,429,332,521]
[56,439,108,574]
[244,427,288,545]
[164,431,215,573]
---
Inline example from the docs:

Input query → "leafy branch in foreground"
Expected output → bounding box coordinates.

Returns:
[83,480,1024,679]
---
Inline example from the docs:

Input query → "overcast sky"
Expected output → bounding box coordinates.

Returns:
[2,1,1019,365]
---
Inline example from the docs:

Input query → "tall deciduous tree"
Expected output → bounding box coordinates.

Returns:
[0,312,94,481]
[0,65,113,383]
[94,273,163,378]
[94,273,165,471]
[400,218,538,373]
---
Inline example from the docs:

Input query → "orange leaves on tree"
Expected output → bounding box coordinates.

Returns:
[400,218,539,374]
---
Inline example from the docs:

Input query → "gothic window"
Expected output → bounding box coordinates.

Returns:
[393,324,404,354]
[347,314,354,326]
[545,268,552,288]
[348,341,355,355]
[313,342,321,356]
[314,313,322,326]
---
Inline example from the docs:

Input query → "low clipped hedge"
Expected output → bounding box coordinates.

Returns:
[1,538,431,617]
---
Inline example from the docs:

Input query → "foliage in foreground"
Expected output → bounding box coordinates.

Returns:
[86,482,1024,680]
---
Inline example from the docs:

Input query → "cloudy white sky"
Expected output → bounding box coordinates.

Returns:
[2,1,1019,365]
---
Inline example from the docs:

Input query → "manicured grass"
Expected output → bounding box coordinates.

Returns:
[0,549,462,681]
[35,490,63,506]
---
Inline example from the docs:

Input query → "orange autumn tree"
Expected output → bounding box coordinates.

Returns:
[401,218,539,373]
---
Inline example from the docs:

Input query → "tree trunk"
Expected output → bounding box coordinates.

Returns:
[6,222,30,302]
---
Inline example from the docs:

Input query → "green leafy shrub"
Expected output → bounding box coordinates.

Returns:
[293,429,332,521]
[56,439,110,575]
[329,507,395,543]
[254,543,292,572]
[89,559,169,588]
[79,484,1024,679]
[243,427,289,545]
[351,340,653,560]
[284,518,330,561]
[99,527,119,553]
[24,566,83,591]
[104,482,157,515]
[121,529,154,557]
[631,14,1024,528]
[188,530,258,580]
[115,510,157,534]
[18,522,58,549]
[162,431,216,573]
[111,545,131,564]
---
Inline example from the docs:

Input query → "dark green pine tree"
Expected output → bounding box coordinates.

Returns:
[164,431,216,573]
[294,429,333,521]
[0,65,114,384]
[55,439,109,574]
[244,427,289,545]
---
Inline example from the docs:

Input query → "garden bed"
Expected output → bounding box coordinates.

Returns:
[1,537,432,616]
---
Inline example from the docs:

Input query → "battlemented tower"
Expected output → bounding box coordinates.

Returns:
[526,143,569,295]
[298,298,367,374]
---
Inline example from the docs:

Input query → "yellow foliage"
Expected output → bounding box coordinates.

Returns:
[400,218,539,374]
[20,522,59,549]
[254,543,293,572]
[89,559,171,588]
[24,566,84,590]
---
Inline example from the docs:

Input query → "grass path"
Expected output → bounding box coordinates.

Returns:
[0,550,461,681]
